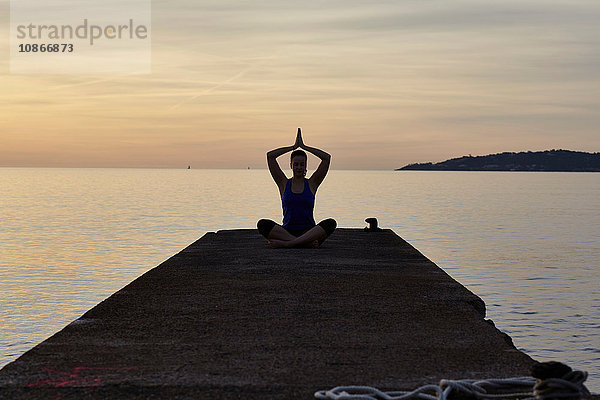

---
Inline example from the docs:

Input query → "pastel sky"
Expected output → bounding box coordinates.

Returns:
[1,0,599,170]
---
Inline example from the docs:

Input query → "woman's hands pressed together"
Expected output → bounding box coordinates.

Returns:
[294,128,305,150]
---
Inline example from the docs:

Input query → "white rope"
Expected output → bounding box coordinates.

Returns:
[315,373,590,400]
[314,384,446,400]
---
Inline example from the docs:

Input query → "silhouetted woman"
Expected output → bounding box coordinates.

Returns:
[257,128,336,248]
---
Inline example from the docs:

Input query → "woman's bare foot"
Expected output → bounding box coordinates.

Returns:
[268,238,320,249]
[268,239,290,248]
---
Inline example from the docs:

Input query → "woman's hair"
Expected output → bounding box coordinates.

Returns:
[290,149,307,163]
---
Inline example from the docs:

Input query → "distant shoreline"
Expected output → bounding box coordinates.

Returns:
[397,150,600,172]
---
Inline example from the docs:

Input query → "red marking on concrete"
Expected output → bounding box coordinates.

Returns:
[28,366,137,388]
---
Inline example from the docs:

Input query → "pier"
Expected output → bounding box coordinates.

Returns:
[0,228,537,399]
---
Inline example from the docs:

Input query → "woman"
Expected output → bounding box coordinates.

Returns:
[257,128,337,248]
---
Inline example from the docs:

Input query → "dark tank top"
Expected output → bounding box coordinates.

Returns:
[282,178,316,232]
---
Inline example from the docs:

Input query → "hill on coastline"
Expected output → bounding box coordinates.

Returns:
[397,150,600,172]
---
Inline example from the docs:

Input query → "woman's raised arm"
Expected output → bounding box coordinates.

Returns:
[266,133,299,192]
[296,129,331,190]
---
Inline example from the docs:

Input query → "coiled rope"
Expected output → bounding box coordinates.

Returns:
[315,363,590,400]
[534,370,589,400]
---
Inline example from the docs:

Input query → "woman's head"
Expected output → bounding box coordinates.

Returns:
[290,149,307,177]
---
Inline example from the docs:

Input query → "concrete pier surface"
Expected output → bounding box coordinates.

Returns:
[0,228,538,399]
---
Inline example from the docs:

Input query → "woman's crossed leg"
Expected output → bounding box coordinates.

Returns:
[257,219,336,248]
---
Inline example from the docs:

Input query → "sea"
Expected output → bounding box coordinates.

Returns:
[1,168,598,392]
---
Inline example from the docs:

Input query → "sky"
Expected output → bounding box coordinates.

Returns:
[1,0,599,170]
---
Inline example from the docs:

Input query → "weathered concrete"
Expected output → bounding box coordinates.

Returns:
[0,228,537,399]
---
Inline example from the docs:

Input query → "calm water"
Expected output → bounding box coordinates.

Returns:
[1,168,598,392]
